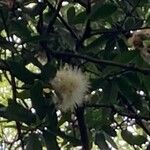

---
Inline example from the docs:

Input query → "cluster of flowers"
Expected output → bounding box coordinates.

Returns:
[128,29,150,64]
[50,65,90,112]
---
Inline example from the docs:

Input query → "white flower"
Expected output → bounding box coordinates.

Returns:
[139,46,150,64]
[50,65,90,112]
[128,29,150,64]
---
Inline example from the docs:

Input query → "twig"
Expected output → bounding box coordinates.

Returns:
[76,0,91,51]
[46,0,63,33]
[0,10,10,39]
[16,122,25,150]
[46,1,79,41]
[75,106,89,150]
[119,94,150,136]
[50,51,150,75]
[86,104,150,121]
[91,26,150,36]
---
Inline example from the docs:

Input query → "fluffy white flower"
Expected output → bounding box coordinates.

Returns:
[128,29,150,64]
[50,65,90,112]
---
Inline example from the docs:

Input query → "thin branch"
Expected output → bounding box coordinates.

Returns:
[58,14,79,40]
[75,106,89,150]
[86,104,150,121]
[16,122,25,150]
[50,51,150,75]
[0,59,9,71]
[91,26,150,36]
[0,10,10,39]
[119,94,150,136]
[46,1,79,40]
[46,0,63,33]
[75,0,91,50]
[9,63,25,149]
[130,0,141,14]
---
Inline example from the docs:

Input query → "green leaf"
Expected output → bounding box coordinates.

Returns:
[121,130,147,146]
[117,77,141,105]
[102,126,117,137]
[8,60,37,84]
[26,133,42,150]
[124,17,135,30]
[126,73,142,89]
[9,20,31,40]
[124,17,143,30]
[90,78,105,90]
[127,0,147,7]
[101,81,118,104]
[86,109,103,129]
[104,133,118,149]
[141,75,150,91]
[30,80,46,119]
[23,2,46,17]
[95,132,110,150]
[85,35,107,52]
[116,38,128,52]
[22,35,51,44]
[1,101,35,124]
[89,3,117,21]
[0,36,16,52]
[67,6,76,24]
[43,130,60,150]
[16,90,30,99]
[74,11,86,24]
[103,37,116,59]
[40,62,56,83]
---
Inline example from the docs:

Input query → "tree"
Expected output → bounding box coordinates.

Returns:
[0,0,150,149]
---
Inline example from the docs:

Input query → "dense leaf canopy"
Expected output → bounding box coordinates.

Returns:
[0,0,150,149]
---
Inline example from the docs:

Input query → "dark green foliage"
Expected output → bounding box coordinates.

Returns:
[26,133,42,150]
[121,130,147,146]
[0,0,149,149]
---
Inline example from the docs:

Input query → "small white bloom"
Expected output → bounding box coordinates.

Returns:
[50,65,90,112]
[140,46,150,64]
[128,29,150,64]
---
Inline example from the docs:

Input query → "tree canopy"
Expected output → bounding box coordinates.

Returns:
[0,0,150,149]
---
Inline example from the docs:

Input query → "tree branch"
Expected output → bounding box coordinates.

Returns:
[91,27,150,36]
[75,106,89,150]
[119,94,150,136]
[86,104,150,121]
[50,51,150,75]
[46,0,63,33]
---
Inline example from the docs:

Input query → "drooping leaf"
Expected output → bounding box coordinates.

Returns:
[102,126,117,137]
[26,133,42,150]
[16,89,30,99]
[0,101,35,124]
[67,6,76,24]
[124,17,143,30]
[30,80,46,119]
[43,130,60,150]
[89,3,117,21]
[8,60,37,84]
[40,62,56,83]
[9,20,31,40]
[121,130,147,146]
[0,36,16,52]
[104,133,118,149]
[101,81,118,104]
[117,77,141,104]
[95,132,110,150]
[85,35,107,52]
[116,38,128,52]
[74,11,86,24]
